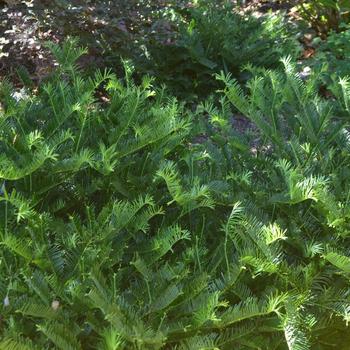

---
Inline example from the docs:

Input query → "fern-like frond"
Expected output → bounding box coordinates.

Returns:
[37,321,82,350]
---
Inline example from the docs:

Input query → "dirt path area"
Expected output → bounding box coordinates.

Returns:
[0,0,189,83]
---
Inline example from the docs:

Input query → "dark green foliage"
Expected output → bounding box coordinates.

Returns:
[136,2,300,98]
[311,23,350,86]
[0,37,350,350]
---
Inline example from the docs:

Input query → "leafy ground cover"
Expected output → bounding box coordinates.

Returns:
[1,1,350,350]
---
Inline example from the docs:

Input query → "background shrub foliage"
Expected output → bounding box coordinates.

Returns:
[0,2,350,350]
[135,1,300,98]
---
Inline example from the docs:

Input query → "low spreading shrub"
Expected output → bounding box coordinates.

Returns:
[0,41,349,350]
[136,2,300,98]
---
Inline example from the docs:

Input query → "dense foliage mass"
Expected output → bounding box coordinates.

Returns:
[1,1,350,350]
[136,2,300,98]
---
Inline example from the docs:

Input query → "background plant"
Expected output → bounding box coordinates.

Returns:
[135,1,300,99]
[309,23,350,90]
[298,0,350,36]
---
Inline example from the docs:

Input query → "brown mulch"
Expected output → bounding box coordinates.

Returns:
[0,0,187,85]
[242,0,298,13]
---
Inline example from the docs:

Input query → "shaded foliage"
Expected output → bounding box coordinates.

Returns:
[134,1,300,98]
